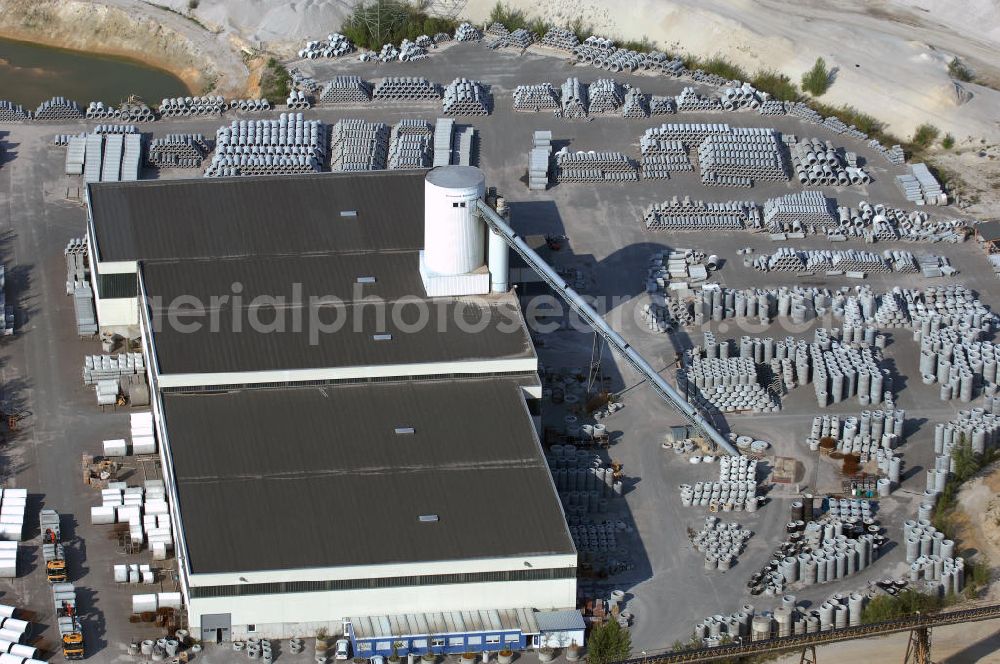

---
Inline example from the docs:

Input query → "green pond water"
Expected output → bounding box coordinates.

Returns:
[0,36,191,110]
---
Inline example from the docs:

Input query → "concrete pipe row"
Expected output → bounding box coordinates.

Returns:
[442,78,492,116]
[0,101,29,121]
[372,77,442,100]
[512,84,560,111]
[320,76,373,104]
[298,33,354,59]
[34,96,84,120]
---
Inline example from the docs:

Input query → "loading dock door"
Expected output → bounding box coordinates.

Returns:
[201,613,232,643]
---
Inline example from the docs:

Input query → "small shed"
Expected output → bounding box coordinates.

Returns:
[975,221,1000,254]
[535,610,586,648]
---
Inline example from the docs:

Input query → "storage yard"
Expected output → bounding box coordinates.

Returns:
[0,28,997,664]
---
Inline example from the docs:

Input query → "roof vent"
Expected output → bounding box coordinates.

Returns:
[356,276,377,284]
[372,333,392,341]
[418,514,439,523]
[340,210,358,217]
[394,427,415,435]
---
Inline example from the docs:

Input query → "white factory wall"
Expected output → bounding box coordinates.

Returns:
[154,357,539,388]
[95,296,139,331]
[188,553,577,587]
[188,578,577,638]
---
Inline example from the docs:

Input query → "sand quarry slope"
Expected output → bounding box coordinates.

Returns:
[109,0,1000,142]
[463,0,1000,142]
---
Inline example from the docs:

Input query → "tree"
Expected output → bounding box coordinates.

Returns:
[948,437,980,483]
[586,620,631,664]
[942,133,955,149]
[801,57,831,96]
[911,123,940,149]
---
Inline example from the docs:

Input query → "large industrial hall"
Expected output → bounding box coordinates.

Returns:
[83,166,584,647]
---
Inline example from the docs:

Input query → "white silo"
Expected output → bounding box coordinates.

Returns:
[424,166,486,275]
[420,166,491,297]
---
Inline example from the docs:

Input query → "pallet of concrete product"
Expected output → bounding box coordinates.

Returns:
[83,353,145,385]
[442,78,492,116]
[373,77,441,100]
[319,75,373,103]
[73,284,97,337]
[100,134,124,182]
[763,190,837,230]
[120,134,142,181]
[640,154,694,179]
[621,87,649,118]
[454,22,482,41]
[34,96,83,120]
[586,78,623,114]
[675,86,720,112]
[508,28,535,49]
[0,100,29,122]
[642,122,731,146]
[540,27,579,51]
[330,119,390,171]
[718,81,762,110]
[0,487,27,542]
[528,148,550,190]
[643,198,755,231]
[148,134,209,168]
[697,128,787,185]
[432,118,454,166]
[787,101,824,124]
[64,238,89,293]
[560,78,588,118]
[871,140,906,165]
[454,126,476,166]
[648,96,675,115]
[555,149,638,182]
[758,100,786,116]
[64,136,86,175]
[512,83,560,111]
[207,116,326,177]
[83,134,104,184]
[0,266,11,336]
[387,119,433,169]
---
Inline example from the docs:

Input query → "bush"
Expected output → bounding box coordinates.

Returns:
[620,37,654,53]
[861,589,949,624]
[691,55,749,82]
[751,69,800,101]
[942,133,955,149]
[488,2,528,31]
[341,0,457,50]
[259,58,291,104]
[801,57,831,96]
[566,16,594,42]
[187,0,199,8]
[948,57,974,82]
[911,123,941,149]
[586,620,631,664]
[527,17,551,37]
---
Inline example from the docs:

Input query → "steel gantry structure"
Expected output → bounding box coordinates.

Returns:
[613,603,1000,664]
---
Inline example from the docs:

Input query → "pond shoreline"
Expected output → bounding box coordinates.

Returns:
[0,0,250,98]
[0,34,195,108]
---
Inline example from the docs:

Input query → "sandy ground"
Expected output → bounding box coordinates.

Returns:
[461,0,1000,143]
[0,0,250,96]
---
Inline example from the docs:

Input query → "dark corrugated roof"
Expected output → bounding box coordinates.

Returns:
[162,378,575,574]
[141,253,534,375]
[142,252,428,306]
[88,170,427,262]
